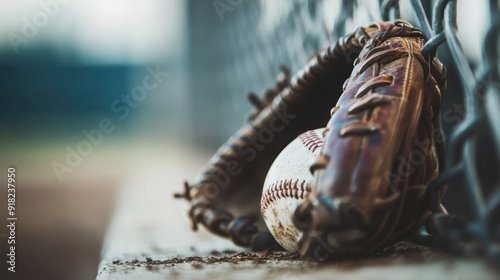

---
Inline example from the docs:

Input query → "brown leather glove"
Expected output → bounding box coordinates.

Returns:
[176,21,446,257]
[294,20,447,260]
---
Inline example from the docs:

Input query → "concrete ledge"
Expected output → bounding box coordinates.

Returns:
[96,143,499,280]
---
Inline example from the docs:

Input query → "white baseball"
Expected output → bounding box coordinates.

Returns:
[260,128,325,251]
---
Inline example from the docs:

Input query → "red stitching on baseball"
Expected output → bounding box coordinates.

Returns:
[261,179,310,216]
[298,130,323,153]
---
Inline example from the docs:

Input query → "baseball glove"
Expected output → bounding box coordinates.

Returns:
[294,20,447,259]
[176,21,446,256]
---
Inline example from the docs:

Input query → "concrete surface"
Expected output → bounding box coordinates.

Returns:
[96,141,499,280]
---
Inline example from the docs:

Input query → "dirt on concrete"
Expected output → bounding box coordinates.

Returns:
[106,242,432,269]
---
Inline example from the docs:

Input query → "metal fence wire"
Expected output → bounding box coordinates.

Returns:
[187,0,500,263]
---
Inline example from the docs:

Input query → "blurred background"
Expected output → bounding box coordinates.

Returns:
[0,0,497,279]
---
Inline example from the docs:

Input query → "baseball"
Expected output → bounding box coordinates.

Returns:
[260,128,325,251]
